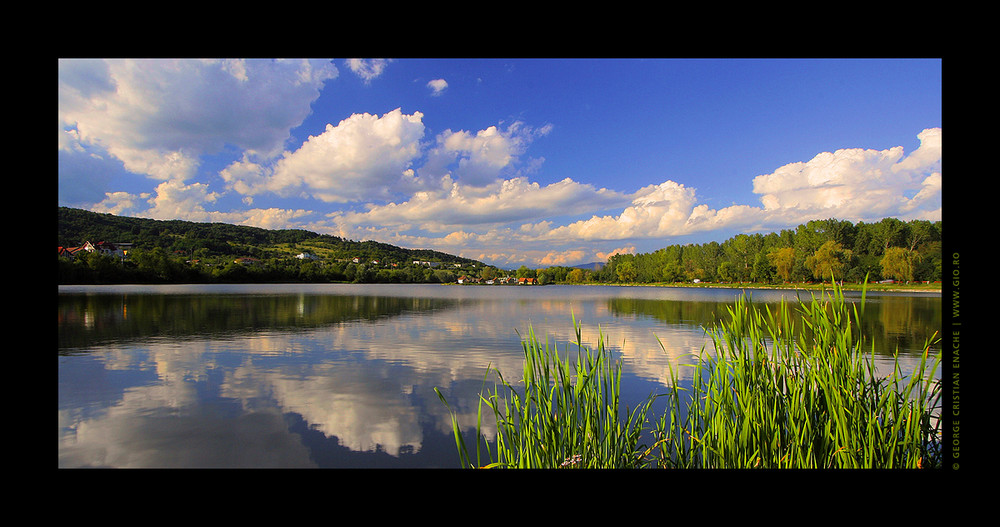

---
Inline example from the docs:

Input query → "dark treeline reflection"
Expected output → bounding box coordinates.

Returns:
[607,293,942,357]
[58,292,459,352]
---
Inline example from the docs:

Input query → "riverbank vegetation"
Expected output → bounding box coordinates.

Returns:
[436,280,942,469]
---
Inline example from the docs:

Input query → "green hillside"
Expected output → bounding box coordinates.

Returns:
[58,207,484,284]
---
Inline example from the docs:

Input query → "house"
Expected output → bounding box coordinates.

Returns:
[58,246,84,259]
[59,241,132,258]
[83,241,128,258]
[517,277,538,285]
[295,252,318,260]
[60,241,131,260]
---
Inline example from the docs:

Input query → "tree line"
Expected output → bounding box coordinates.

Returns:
[585,217,942,285]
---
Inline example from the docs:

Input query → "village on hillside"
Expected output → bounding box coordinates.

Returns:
[458,275,538,285]
[58,240,132,260]
[58,240,545,285]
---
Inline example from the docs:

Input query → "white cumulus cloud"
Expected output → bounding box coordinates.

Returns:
[520,128,944,246]
[59,59,339,181]
[751,127,942,224]
[260,108,427,203]
[424,121,553,186]
[427,78,448,96]
[535,181,705,241]
[347,59,392,83]
[332,176,630,233]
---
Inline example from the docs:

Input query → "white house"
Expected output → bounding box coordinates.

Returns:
[82,241,129,258]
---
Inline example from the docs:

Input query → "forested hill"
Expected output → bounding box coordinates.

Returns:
[58,207,481,267]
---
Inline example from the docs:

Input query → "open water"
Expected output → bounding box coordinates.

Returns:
[58,283,942,468]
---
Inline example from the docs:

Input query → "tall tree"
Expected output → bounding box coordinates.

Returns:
[880,247,919,282]
[767,247,796,282]
[870,217,907,255]
[751,252,773,283]
[616,257,636,283]
[805,241,852,282]
[906,220,939,252]
[717,261,736,283]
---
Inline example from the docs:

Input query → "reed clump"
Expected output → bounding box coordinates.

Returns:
[653,281,942,469]
[436,314,656,468]
[437,280,942,469]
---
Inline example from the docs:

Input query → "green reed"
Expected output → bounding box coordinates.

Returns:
[653,280,942,469]
[435,314,658,468]
[437,279,942,469]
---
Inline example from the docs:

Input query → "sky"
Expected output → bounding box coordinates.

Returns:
[58,58,942,268]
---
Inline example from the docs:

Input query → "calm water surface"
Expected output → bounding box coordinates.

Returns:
[58,283,942,468]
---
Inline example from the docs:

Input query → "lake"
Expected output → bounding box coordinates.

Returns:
[58,283,942,468]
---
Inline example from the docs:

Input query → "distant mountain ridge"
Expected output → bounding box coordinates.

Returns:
[571,261,605,271]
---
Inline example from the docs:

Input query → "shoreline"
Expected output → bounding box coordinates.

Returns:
[59,280,943,295]
[580,281,942,294]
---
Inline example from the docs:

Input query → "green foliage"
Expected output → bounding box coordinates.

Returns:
[768,247,796,282]
[514,265,536,279]
[58,207,484,284]
[881,247,920,282]
[435,315,658,469]
[804,240,852,281]
[614,256,637,283]
[594,217,942,285]
[653,281,942,468]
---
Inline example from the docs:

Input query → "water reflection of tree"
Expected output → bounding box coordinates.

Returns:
[58,293,459,352]
[606,295,941,357]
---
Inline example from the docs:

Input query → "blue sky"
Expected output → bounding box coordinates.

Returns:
[58,58,942,268]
